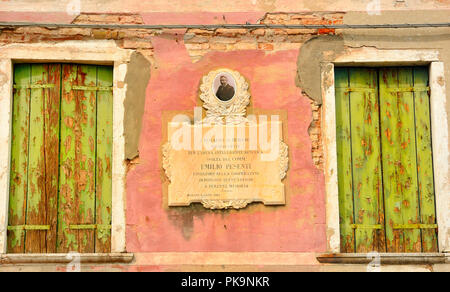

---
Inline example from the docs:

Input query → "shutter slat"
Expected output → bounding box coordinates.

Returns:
[95,66,113,253]
[76,64,97,253]
[380,67,421,252]
[42,64,61,253]
[335,68,356,253]
[348,68,385,252]
[413,67,438,252]
[7,64,31,253]
[58,64,79,252]
[25,64,50,253]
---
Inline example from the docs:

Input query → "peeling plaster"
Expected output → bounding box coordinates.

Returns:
[296,35,345,105]
[123,51,151,160]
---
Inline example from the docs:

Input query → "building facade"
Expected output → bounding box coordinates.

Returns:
[0,0,449,271]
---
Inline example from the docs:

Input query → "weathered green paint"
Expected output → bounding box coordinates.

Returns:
[8,63,114,254]
[58,64,79,252]
[336,68,385,252]
[8,64,61,253]
[335,68,355,253]
[412,67,438,252]
[57,64,113,253]
[24,64,60,253]
[76,65,97,253]
[95,66,113,252]
[380,67,421,252]
[43,64,61,253]
[7,64,31,252]
[349,68,385,252]
[336,66,436,253]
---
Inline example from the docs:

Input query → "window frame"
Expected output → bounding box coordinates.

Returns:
[0,40,131,254]
[321,48,449,253]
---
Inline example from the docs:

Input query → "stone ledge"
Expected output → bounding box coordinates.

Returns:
[0,253,134,264]
[316,253,448,265]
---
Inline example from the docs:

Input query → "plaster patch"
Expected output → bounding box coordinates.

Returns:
[296,35,345,104]
[123,51,151,160]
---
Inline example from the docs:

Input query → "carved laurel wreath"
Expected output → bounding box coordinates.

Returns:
[199,68,251,125]
[279,141,289,180]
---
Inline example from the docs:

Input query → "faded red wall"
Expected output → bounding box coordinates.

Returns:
[125,35,326,252]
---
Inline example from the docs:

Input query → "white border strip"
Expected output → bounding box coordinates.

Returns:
[430,62,449,252]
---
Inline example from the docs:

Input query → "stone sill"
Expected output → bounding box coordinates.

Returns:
[0,253,134,264]
[317,253,448,265]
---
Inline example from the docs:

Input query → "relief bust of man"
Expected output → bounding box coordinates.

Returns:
[215,75,235,101]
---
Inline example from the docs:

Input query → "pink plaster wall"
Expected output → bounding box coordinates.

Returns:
[125,35,327,252]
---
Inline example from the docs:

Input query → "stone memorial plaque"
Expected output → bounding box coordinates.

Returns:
[163,69,288,209]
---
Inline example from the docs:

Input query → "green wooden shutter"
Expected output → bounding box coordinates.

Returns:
[336,66,437,253]
[57,64,113,253]
[8,63,113,253]
[335,68,385,253]
[379,67,437,252]
[8,64,61,253]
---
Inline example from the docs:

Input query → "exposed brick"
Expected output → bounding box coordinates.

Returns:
[286,28,317,35]
[210,36,237,44]
[215,28,247,37]
[258,43,274,50]
[188,29,214,35]
[91,29,109,39]
[233,42,258,50]
[287,34,314,43]
[318,28,336,35]
[136,49,154,60]
[308,101,323,170]
[251,29,265,36]
[122,38,153,49]
[210,43,227,50]
[272,29,288,35]
[272,43,301,51]
[16,27,55,35]
[185,43,205,50]
[258,35,287,43]
[120,29,152,39]
[0,33,31,43]
[187,36,210,43]
[58,28,91,36]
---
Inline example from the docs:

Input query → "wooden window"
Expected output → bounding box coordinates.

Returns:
[335,67,438,253]
[7,63,113,253]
